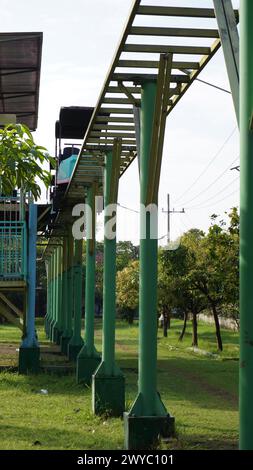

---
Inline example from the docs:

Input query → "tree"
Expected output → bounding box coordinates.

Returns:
[223,208,239,327]
[116,260,139,324]
[0,123,55,199]
[159,235,207,346]
[116,241,139,271]
[182,212,239,351]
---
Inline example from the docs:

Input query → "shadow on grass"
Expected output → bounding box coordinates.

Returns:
[0,422,123,450]
[170,433,238,450]
[120,356,238,413]
[0,353,238,413]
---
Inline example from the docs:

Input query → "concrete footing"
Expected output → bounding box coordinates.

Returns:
[123,413,175,450]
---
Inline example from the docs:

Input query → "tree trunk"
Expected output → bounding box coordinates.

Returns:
[163,313,168,337]
[192,312,198,347]
[212,304,223,351]
[167,309,171,330]
[179,312,188,341]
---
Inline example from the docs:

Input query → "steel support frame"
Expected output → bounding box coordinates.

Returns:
[239,0,253,450]
[44,258,50,338]
[51,247,61,343]
[213,0,239,124]
[76,184,101,384]
[68,239,84,361]
[60,236,72,354]
[124,79,174,450]
[92,146,125,417]
[61,228,74,355]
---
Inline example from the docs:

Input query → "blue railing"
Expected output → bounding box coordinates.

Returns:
[0,195,27,280]
[0,221,27,280]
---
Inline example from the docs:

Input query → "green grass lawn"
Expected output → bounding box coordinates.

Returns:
[0,319,239,450]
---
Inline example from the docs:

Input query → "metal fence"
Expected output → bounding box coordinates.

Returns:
[0,221,27,279]
[0,196,27,280]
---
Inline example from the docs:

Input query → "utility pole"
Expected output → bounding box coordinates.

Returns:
[162,194,185,244]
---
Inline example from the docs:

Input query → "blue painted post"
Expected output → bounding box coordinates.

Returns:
[19,203,40,374]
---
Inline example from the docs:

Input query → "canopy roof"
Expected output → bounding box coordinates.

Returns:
[0,32,43,131]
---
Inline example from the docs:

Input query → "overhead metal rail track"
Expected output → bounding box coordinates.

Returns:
[44,0,239,248]
[64,0,239,205]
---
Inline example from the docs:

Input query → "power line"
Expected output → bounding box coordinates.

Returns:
[182,69,231,95]
[186,175,239,209]
[188,187,239,211]
[180,155,239,207]
[174,127,237,204]
[196,77,231,94]
[117,202,139,214]
[180,155,239,206]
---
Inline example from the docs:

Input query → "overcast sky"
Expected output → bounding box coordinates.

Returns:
[1,0,240,244]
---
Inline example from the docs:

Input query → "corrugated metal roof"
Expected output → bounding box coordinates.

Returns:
[0,32,43,131]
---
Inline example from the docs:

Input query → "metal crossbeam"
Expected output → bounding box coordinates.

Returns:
[213,0,239,124]
[109,139,122,204]
[146,54,173,205]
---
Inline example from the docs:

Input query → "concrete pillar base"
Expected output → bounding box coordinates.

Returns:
[52,325,61,344]
[124,412,175,450]
[60,335,72,355]
[76,354,101,385]
[44,316,50,338]
[68,342,83,362]
[92,373,125,417]
[18,346,40,375]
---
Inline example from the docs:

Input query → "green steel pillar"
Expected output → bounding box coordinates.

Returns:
[45,257,53,338]
[77,186,101,384]
[124,81,174,449]
[44,260,50,337]
[60,236,72,354]
[51,248,60,343]
[68,239,84,361]
[49,250,55,341]
[46,255,51,338]
[92,152,125,417]
[62,229,74,354]
[55,244,64,345]
[240,0,253,450]
[48,254,54,340]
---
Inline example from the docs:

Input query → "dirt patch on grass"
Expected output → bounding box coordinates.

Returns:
[0,342,72,369]
[166,362,238,406]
